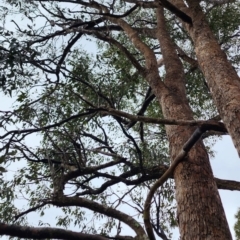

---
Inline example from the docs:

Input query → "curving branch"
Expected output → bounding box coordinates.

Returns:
[0,110,95,140]
[143,124,223,240]
[14,203,47,222]
[0,107,227,143]
[49,195,148,238]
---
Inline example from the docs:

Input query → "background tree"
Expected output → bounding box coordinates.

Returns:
[235,208,240,240]
[0,0,240,239]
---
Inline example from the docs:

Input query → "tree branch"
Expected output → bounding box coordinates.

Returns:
[98,107,228,132]
[0,222,108,240]
[159,0,192,24]
[143,124,221,240]
[49,196,147,238]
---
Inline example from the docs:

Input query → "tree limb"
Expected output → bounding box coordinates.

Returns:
[159,0,192,24]
[49,196,148,238]
[0,222,108,240]
[143,124,221,240]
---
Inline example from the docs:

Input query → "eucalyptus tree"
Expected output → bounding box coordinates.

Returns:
[0,0,240,239]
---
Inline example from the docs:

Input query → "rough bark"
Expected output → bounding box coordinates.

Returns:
[176,0,240,156]
[150,6,232,239]
[75,2,233,238]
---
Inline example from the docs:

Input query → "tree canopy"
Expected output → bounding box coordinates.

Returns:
[0,0,240,239]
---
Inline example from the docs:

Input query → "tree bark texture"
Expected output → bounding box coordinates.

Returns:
[106,3,233,238]
[149,6,232,239]
[177,0,240,156]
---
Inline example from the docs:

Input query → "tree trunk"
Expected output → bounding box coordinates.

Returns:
[150,7,232,239]
[183,0,240,156]
[108,4,232,238]
[159,94,232,240]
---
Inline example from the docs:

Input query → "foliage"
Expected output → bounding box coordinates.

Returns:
[0,0,239,239]
[235,208,240,240]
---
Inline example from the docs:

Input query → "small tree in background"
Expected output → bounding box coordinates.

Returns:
[235,209,240,240]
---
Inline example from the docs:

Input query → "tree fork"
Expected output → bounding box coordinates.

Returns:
[151,5,232,239]
[174,0,240,156]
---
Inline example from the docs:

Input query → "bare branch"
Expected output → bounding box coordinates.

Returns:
[0,222,108,240]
